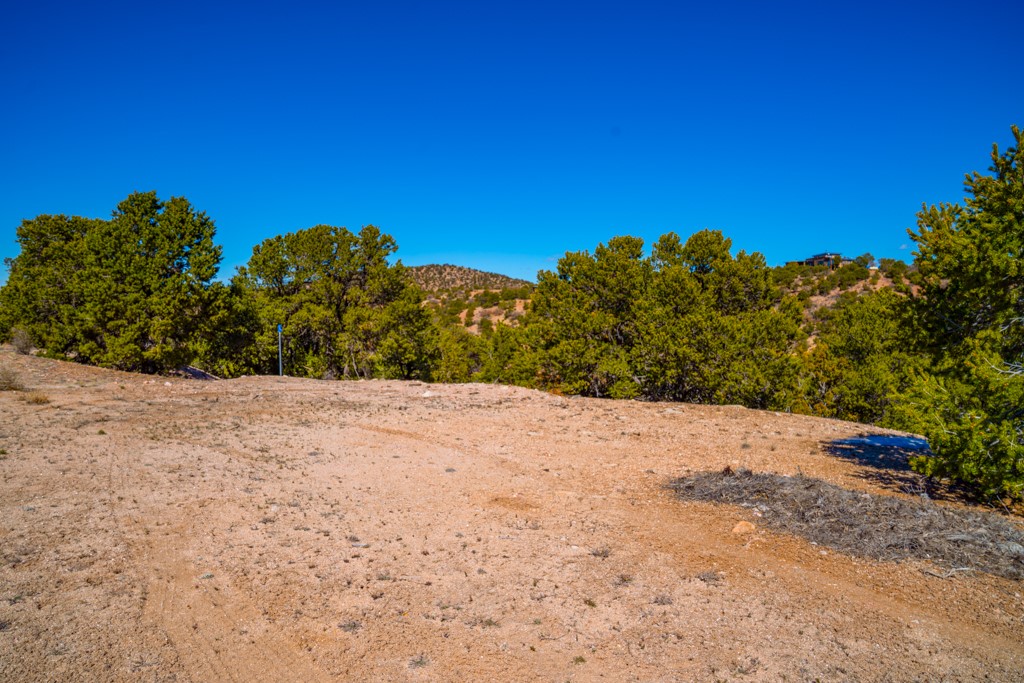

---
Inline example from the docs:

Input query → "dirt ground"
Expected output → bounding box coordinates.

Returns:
[1,347,1022,682]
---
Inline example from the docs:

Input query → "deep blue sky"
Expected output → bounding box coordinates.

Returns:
[2,0,1021,282]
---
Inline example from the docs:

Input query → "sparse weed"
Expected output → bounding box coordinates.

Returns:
[23,392,49,405]
[409,654,428,669]
[696,571,723,585]
[735,656,761,675]
[339,620,361,632]
[583,598,597,608]
[590,547,611,559]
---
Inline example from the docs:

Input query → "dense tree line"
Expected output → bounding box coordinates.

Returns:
[0,201,436,380]
[1,126,1021,499]
[519,231,805,407]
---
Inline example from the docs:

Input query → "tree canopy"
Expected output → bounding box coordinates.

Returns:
[1,191,223,372]
[520,230,804,407]
[237,224,435,380]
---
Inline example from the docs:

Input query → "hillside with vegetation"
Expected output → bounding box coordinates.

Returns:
[408,264,532,292]
[1,125,1022,501]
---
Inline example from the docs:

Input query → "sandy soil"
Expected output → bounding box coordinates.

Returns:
[1,347,1022,682]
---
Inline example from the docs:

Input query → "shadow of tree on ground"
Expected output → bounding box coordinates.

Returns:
[823,435,958,499]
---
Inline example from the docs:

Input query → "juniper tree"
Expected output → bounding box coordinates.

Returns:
[901,125,1024,499]
[1,191,223,373]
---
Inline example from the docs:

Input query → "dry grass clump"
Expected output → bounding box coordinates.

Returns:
[0,366,25,391]
[670,467,1024,580]
[11,328,33,355]
[23,392,50,405]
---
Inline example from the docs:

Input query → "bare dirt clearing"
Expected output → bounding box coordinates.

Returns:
[1,348,1022,682]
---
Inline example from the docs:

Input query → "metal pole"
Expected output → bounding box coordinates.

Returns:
[277,324,283,376]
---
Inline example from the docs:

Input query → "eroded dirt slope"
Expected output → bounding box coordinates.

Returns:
[1,348,1022,682]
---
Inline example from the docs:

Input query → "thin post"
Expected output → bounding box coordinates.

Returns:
[277,323,283,376]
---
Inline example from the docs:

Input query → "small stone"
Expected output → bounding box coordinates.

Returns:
[732,521,756,535]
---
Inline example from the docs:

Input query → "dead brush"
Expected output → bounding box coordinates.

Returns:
[10,329,33,355]
[0,366,24,391]
[670,467,1024,580]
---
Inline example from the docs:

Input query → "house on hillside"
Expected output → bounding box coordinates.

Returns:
[789,252,852,269]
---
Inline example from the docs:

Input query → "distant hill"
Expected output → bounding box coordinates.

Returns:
[407,264,532,292]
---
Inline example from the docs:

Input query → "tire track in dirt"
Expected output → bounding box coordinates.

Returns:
[7,349,1022,682]
[626,485,1024,672]
[106,437,328,683]
[351,421,540,483]
[140,519,325,683]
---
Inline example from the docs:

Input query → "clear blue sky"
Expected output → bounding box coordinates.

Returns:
[2,0,1021,282]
